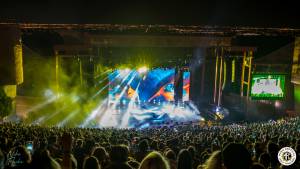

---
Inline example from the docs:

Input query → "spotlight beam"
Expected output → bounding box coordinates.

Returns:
[97,75,110,85]
[25,96,58,114]
[115,71,138,104]
[80,98,108,127]
[57,109,80,127]
[120,78,142,128]
[138,66,148,73]
[32,116,46,125]
[31,105,66,125]
[39,106,68,124]
[34,71,120,126]
[97,69,119,85]
[114,70,133,92]
[97,72,138,127]
[94,69,111,79]
[92,73,122,98]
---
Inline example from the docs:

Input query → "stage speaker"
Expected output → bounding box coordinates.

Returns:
[0,24,23,85]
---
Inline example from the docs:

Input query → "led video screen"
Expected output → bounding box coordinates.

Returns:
[183,71,190,101]
[106,68,199,128]
[250,74,285,99]
[109,68,175,103]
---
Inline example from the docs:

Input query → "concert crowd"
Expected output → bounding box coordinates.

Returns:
[0,117,299,169]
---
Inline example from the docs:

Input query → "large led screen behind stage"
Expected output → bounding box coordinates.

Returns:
[109,68,175,104]
[183,71,190,101]
[105,68,198,128]
[250,74,285,100]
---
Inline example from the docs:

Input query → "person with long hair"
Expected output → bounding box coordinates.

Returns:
[139,151,170,169]
[202,151,222,169]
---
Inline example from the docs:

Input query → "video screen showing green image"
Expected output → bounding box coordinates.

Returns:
[250,74,285,99]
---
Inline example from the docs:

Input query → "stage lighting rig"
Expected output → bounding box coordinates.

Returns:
[138,66,148,73]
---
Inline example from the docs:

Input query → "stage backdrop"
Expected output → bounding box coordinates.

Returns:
[104,68,196,128]
[108,68,175,104]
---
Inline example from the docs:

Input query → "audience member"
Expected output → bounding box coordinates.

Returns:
[139,151,169,169]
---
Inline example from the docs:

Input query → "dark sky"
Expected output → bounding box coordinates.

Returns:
[0,0,299,28]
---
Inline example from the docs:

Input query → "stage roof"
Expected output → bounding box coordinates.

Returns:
[1,23,300,37]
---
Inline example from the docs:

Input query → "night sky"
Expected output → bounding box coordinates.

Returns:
[0,0,299,27]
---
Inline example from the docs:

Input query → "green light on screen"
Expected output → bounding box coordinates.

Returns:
[250,74,285,100]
